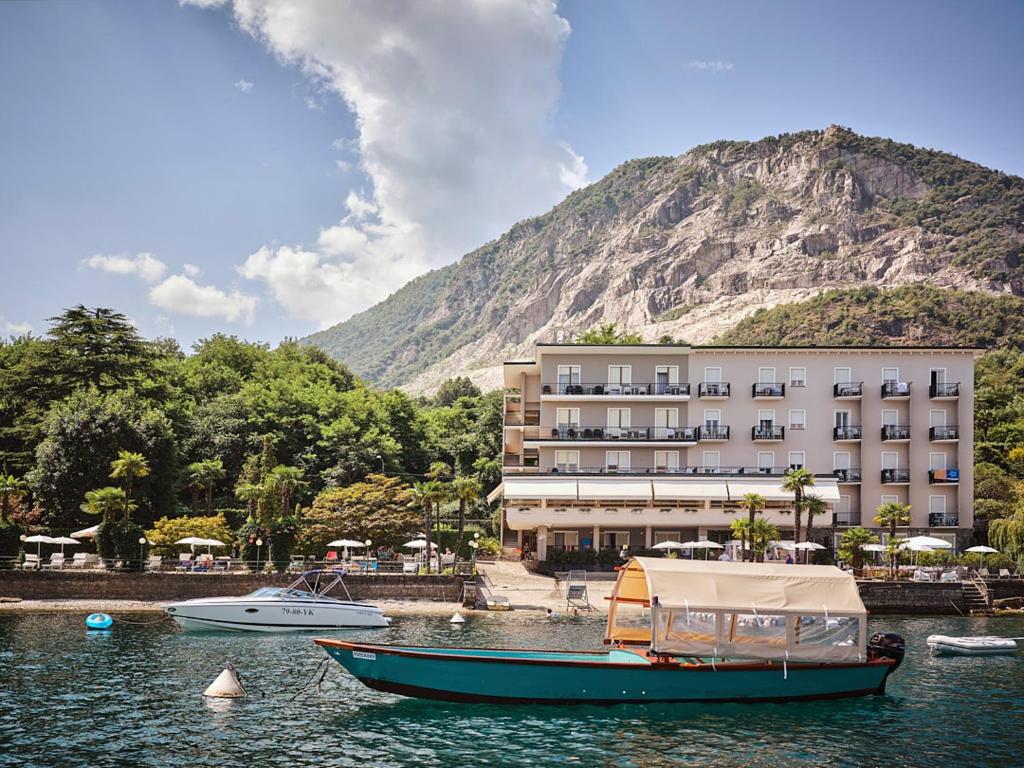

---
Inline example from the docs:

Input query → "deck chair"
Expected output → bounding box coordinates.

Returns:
[21,553,41,570]
[565,570,594,611]
[41,553,65,570]
[999,569,1012,579]
[978,567,992,579]
[175,553,193,571]
[145,555,163,571]
[69,552,89,569]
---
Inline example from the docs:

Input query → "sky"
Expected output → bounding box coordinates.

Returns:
[2,0,1023,348]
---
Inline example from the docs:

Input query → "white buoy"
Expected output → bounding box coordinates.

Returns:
[450,612,466,624]
[203,664,247,698]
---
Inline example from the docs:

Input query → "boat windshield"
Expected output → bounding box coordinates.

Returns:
[247,587,288,599]
[245,575,351,603]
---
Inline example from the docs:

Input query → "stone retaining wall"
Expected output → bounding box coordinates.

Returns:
[857,581,966,614]
[0,571,463,602]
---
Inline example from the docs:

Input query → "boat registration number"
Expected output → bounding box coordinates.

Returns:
[352,651,376,661]
[281,607,315,616]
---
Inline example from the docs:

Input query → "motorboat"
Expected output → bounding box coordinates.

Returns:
[165,570,390,632]
[316,557,906,704]
[926,635,1019,656]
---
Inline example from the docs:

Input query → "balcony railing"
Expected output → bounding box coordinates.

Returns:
[543,426,700,441]
[833,468,862,483]
[881,468,910,483]
[929,425,959,441]
[699,425,730,440]
[752,425,785,440]
[929,468,960,484]
[833,425,862,440]
[881,425,911,441]
[929,381,960,398]
[833,382,863,398]
[881,381,911,398]
[834,512,861,526]
[929,513,959,527]
[698,382,731,398]
[541,382,690,396]
[518,465,835,477]
[752,382,785,398]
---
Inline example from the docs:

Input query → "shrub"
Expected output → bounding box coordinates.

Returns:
[146,514,234,556]
[97,520,147,569]
[269,518,299,573]
[0,521,23,565]
[236,520,265,567]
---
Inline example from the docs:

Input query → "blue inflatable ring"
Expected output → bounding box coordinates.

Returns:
[85,613,113,629]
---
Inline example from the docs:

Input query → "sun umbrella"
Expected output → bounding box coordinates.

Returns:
[49,536,80,556]
[794,542,825,550]
[678,540,723,560]
[861,543,887,552]
[327,539,367,548]
[651,540,688,550]
[23,534,56,557]
[403,539,438,549]
[71,524,99,540]
[965,544,999,570]
[175,537,226,554]
[903,535,952,549]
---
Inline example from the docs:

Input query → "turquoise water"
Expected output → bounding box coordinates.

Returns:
[2,612,1023,767]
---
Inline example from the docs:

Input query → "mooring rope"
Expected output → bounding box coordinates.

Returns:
[110,614,174,626]
[290,658,330,701]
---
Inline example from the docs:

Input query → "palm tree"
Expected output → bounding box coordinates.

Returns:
[730,517,750,562]
[0,473,28,524]
[190,459,227,515]
[874,501,911,579]
[782,467,815,544]
[838,527,878,576]
[410,480,445,573]
[267,465,306,518]
[749,518,781,563]
[109,450,149,501]
[740,493,766,562]
[80,486,136,522]
[427,461,452,481]
[234,481,263,523]
[802,495,828,563]
[452,476,482,564]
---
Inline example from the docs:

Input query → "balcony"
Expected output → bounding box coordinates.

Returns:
[522,465,825,477]
[698,382,731,399]
[929,513,960,527]
[929,425,960,442]
[834,512,861,526]
[929,468,960,484]
[881,381,911,399]
[541,426,700,442]
[880,425,911,442]
[929,381,960,399]
[752,382,785,399]
[833,382,863,399]
[699,425,730,441]
[881,468,910,484]
[752,425,785,441]
[833,425,862,441]
[833,468,862,483]
[541,382,690,397]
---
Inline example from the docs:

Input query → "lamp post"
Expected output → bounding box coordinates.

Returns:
[138,537,147,572]
[469,539,479,572]
[365,539,373,573]
[255,538,263,574]
[375,454,384,474]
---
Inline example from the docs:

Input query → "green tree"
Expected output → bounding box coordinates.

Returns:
[749,518,780,562]
[838,527,878,575]
[573,323,643,345]
[989,509,1024,560]
[80,486,136,523]
[234,481,263,523]
[409,480,445,573]
[299,474,418,554]
[146,514,234,556]
[109,450,150,501]
[451,475,482,563]
[46,305,154,393]
[874,501,911,579]
[730,517,750,562]
[802,495,828,563]
[740,492,766,562]
[434,377,482,407]
[0,474,27,524]
[267,465,307,519]
[782,467,815,544]
[188,459,227,515]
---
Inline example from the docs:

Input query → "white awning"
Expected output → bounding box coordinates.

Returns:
[501,477,578,500]
[806,478,841,502]
[577,478,653,501]
[486,482,504,504]
[651,479,729,501]
[725,477,841,503]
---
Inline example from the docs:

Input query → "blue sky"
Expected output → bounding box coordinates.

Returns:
[2,0,1022,347]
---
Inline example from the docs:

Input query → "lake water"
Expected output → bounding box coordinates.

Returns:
[2,612,1023,767]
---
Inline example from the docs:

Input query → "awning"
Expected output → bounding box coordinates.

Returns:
[577,478,652,501]
[652,479,729,501]
[485,482,504,504]
[501,477,578,501]
[725,477,841,503]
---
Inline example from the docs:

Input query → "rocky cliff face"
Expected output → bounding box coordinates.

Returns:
[303,125,1024,392]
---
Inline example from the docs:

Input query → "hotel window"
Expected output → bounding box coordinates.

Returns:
[929,409,946,428]
[705,367,722,384]
[607,407,630,437]
[757,451,775,472]
[758,367,776,384]
[837,495,852,524]
[702,451,721,469]
[704,409,722,428]
[788,451,806,470]
[833,452,851,471]
[929,495,946,517]
[607,365,632,390]
[882,367,899,385]
[881,495,899,506]
[834,367,852,385]
[789,409,806,430]
[554,450,579,472]
[881,452,899,470]
[881,410,898,427]
[553,531,579,551]
[758,409,775,427]
[789,367,807,387]
[606,451,631,472]
[654,530,681,544]
[655,450,679,472]
[654,408,678,438]
[929,452,947,471]
[555,408,580,428]
[601,530,631,549]
[835,410,851,428]
[556,365,580,393]
[655,365,679,394]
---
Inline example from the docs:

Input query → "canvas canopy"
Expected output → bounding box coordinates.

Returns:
[605,557,867,663]
[577,478,652,501]
[501,477,578,500]
[651,479,729,501]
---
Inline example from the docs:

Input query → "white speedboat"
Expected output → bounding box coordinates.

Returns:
[926,635,1019,656]
[165,570,391,632]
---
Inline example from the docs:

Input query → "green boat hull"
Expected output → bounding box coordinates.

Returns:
[316,640,896,705]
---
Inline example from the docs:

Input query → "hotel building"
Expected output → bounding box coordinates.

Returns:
[495,344,979,561]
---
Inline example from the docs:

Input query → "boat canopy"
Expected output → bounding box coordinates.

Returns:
[605,557,867,663]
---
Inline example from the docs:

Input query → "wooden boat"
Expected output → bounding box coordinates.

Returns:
[315,558,905,704]
[927,635,1019,656]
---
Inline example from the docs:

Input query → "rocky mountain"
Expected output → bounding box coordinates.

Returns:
[303,125,1024,392]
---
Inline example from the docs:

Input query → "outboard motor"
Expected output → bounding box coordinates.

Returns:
[868,632,906,692]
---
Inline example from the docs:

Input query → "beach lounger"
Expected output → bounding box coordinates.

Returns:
[999,569,1012,579]
[978,568,992,579]
[145,555,163,571]
[41,553,65,570]
[20,553,41,570]
[175,553,193,571]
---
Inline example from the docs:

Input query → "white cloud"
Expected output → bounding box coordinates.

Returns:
[189,0,587,328]
[234,78,254,93]
[84,252,167,283]
[1,319,32,335]
[183,263,202,277]
[688,59,734,74]
[149,274,257,324]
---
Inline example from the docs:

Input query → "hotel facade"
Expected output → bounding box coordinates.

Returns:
[496,344,979,561]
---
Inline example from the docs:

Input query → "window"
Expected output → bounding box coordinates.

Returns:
[929,496,946,516]
[929,409,946,428]
[836,495,852,523]
[929,452,947,471]
[789,367,807,387]
[834,410,851,428]
[704,409,721,428]
[556,408,580,427]
[833,452,851,471]
[758,367,776,384]
[758,409,775,426]
[881,409,898,427]
[834,367,852,385]
[702,451,720,469]
[788,451,806,469]
[654,530,681,544]
[789,409,806,430]
[654,408,679,431]
[554,450,579,472]
[556,365,580,392]
[757,451,775,471]
[881,452,899,470]
[704,367,722,384]
[601,530,630,549]
[930,368,947,385]
[882,367,899,384]
[607,408,630,437]
[655,450,679,472]
[881,495,899,506]
[553,531,579,550]
[655,365,679,393]
[608,365,632,388]
[606,451,631,472]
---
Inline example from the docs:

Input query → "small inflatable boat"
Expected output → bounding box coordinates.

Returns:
[926,635,1019,656]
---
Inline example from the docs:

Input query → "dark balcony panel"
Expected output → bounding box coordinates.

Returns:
[833,425,862,440]
[881,381,911,398]
[929,382,960,398]
[929,513,959,527]
[881,468,910,483]
[880,425,911,441]
[541,382,691,396]
[699,425,730,440]
[698,382,731,398]
[751,425,785,440]
[929,468,961,484]
[752,382,786,398]
[833,382,863,398]
[833,468,862,483]
[545,426,699,441]
[929,425,959,440]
